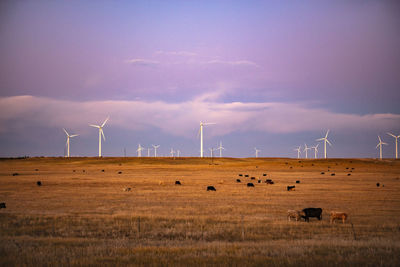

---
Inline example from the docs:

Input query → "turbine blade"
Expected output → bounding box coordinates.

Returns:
[197,127,201,138]
[326,139,332,146]
[101,116,109,127]
[70,134,79,138]
[378,136,382,142]
[376,143,380,149]
[101,129,106,141]
[90,124,100,128]
[316,138,324,141]
[203,122,216,125]
[63,128,69,136]
[325,129,330,138]
[387,132,396,138]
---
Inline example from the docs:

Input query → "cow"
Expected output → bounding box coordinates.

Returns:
[265,179,274,184]
[247,183,255,187]
[302,208,323,222]
[296,180,300,184]
[37,181,42,186]
[347,173,351,176]
[376,183,380,187]
[207,186,216,191]
[123,187,132,192]
[12,173,19,176]
[263,174,267,176]
[250,177,256,180]
[245,175,249,177]
[118,171,122,174]
[321,172,325,175]
[331,173,335,176]
[158,181,165,186]
[0,203,6,209]
[287,185,295,191]
[101,169,105,172]
[236,179,241,183]
[330,211,348,224]
[175,181,181,185]
[239,174,243,177]
[287,210,305,221]
[258,180,261,183]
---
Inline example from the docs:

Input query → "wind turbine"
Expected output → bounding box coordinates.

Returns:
[294,146,301,159]
[209,147,217,158]
[89,117,109,157]
[177,150,181,157]
[217,141,225,157]
[254,148,261,158]
[387,132,400,159]
[170,148,175,157]
[152,144,160,157]
[376,136,388,160]
[311,144,319,159]
[198,122,216,158]
[303,144,311,159]
[147,147,152,157]
[316,130,332,159]
[136,144,144,157]
[63,128,78,158]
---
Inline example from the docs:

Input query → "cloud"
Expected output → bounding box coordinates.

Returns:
[155,50,197,57]
[0,95,399,139]
[125,58,160,66]
[205,59,259,67]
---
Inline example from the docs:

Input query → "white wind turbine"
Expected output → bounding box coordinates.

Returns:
[136,144,144,157]
[217,141,225,157]
[63,128,78,158]
[376,136,388,160]
[209,147,217,158]
[89,117,109,157]
[387,132,400,159]
[198,122,216,158]
[170,148,175,157]
[303,144,311,159]
[254,148,261,158]
[316,130,332,159]
[147,147,152,157]
[311,144,319,159]
[177,150,181,157]
[294,146,301,159]
[152,144,160,157]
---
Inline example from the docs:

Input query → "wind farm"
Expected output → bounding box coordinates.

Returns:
[1,1,400,266]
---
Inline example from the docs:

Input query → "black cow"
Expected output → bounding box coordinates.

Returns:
[287,185,295,191]
[0,203,6,209]
[101,169,105,172]
[244,175,249,177]
[236,179,241,183]
[247,183,254,187]
[207,186,216,191]
[250,177,256,180]
[376,183,380,187]
[265,179,274,184]
[12,173,19,176]
[118,171,122,174]
[296,180,300,184]
[321,172,325,174]
[263,174,267,176]
[331,173,335,176]
[175,181,181,185]
[239,174,243,177]
[302,208,323,222]
[37,181,42,186]
[347,173,351,176]
[258,180,261,183]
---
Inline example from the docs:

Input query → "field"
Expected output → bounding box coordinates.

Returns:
[1,157,400,266]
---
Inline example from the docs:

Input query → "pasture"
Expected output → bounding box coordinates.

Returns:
[0,157,400,266]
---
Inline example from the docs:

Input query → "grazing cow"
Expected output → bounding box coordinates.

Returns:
[290,166,293,169]
[376,183,380,187]
[287,185,295,191]
[158,181,165,186]
[35,169,39,171]
[175,181,181,185]
[265,179,274,184]
[101,169,105,172]
[236,179,241,183]
[331,173,335,176]
[73,170,76,172]
[247,183,255,187]
[330,211,348,224]
[118,171,122,174]
[296,180,300,184]
[321,172,325,175]
[0,203,6,209]
[245,175,249,177]
[258,180,261,183]
[346,167,349,170]
[302,208,323,222]
[239,174,243,177]
[347,173,351,176]
[12,173,19,176]
[207,186,216,191]
[123,187,132,192]
[263,174,267,176]
[287,210,305,221]
[37,181,42,186]
[251,177,256,180]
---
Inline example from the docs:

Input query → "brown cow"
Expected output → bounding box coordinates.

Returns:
[330,211,348,224]
[287,210,305,221]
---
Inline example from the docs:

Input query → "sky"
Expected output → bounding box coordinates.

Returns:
[0,0,400,158]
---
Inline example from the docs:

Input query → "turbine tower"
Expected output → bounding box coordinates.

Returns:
[316,130,332,159]
[177,150,181,157]
[209,147,216,158]
[147,147,152,157]
[170,148,175,157]
[311,144,319,159]
[63,128,78,158]
[152,144,160,157]
[254,148,261,158]
[89,117,109,157]
[303,144,311,159]
[376,136,388,160]
[294,146,301,159]
[217,141,225,157]
[136,144,144,157]
[387,132,400,159]
[198,122,216,158]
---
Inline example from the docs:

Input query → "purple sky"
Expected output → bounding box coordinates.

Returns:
[0,1,400,158]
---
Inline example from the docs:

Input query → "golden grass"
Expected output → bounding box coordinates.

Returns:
[0,157,400,265]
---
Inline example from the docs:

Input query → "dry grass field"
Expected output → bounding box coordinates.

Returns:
[1,157,400,266]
